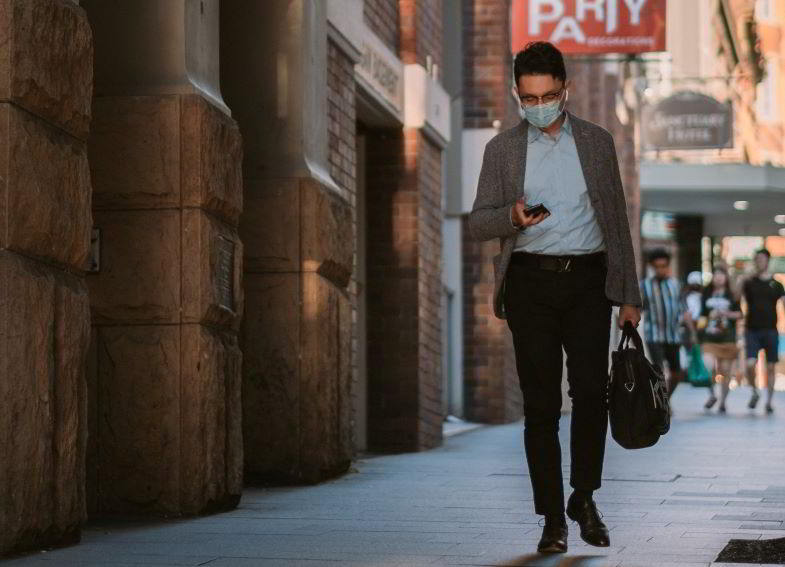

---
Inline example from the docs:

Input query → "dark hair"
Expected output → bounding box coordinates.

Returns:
[513,42,567,86]
[755,248,771,259]
[703,265,733,300]
[648,248,671,264]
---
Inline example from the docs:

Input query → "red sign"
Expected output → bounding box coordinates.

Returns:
[511,0,666,54]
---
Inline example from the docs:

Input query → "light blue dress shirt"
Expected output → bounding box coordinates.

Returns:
[514,114,606,255]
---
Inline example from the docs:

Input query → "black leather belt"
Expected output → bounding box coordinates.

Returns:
[510,251,606,273]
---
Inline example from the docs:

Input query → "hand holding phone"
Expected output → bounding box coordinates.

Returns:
[511,198,550,228]
[523,203,550,217]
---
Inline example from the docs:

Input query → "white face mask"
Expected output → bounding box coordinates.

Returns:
[514,88,568,127]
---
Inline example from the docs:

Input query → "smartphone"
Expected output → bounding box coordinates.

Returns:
[523,203,550,217]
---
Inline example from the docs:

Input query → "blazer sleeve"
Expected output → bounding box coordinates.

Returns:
[639,280,648,312]
[467,140,520,242]
[609,136,643,307]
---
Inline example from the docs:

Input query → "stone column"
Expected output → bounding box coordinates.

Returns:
[221,0,353,483]
[0,0,92,554]
[82,0,243,515]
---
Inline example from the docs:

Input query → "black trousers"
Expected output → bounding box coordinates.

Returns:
[504,256,612,516]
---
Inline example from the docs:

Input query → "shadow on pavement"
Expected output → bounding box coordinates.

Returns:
[716,536,785,564]
[496,554,611,566]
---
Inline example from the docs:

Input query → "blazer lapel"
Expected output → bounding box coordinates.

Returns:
[569,111,601,206]
[511,119,528,200]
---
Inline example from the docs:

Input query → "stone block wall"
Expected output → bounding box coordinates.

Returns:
[86,94,243,516]
[0,0,92,554]
[242,174,354,483]
[220,0,354,485]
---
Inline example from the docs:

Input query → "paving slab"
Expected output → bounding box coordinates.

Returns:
[2,388,784,566]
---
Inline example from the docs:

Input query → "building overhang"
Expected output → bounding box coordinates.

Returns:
[640,162,785,237]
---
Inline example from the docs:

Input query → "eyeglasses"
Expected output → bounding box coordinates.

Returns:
[517,88,564,108]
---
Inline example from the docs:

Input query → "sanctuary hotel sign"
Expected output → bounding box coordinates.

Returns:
[642,91,733,151]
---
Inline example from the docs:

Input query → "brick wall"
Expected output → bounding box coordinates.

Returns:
[364,127,420,452]
[327,38,359,450]
[413,130,444,448]
[462,0,519,129]
[461,0,523,424]
[400,0,444,72]
[364,0,400,55]
[462,231,522,423]
[364,126,444,452]
[363,0,445,452]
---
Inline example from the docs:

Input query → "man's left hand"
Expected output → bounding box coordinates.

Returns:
[618,304,641,329]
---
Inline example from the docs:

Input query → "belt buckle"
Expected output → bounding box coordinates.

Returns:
[556,257,572,272]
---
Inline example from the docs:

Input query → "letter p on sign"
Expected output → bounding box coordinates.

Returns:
[511,0,666,55]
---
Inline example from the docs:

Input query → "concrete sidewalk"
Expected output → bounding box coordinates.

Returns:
[5,387,785,567]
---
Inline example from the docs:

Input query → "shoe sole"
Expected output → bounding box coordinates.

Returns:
[537,544,567,554]
[577,534,609,547]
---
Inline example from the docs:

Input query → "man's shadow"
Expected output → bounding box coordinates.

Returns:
[497,554,611,566]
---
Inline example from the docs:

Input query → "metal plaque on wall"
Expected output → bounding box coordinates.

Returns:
[216,236,234,311]
[642,91,733,151]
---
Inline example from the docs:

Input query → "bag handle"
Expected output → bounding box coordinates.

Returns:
[617,320,644,352]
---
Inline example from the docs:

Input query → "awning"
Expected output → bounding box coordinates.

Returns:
[640,162,785,236]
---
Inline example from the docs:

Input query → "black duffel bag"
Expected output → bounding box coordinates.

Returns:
[609,321,671,449]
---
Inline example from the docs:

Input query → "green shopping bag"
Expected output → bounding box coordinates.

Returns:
[686,345,712,387]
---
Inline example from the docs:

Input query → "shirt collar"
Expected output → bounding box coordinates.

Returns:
[527,111,571,144]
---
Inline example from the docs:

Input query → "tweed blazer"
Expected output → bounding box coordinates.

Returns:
[468,111,642,319]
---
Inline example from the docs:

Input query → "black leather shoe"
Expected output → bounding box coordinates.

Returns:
[566,492,610,547]
[537,515,568,554]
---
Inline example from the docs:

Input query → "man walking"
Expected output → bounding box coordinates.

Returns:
[468,42,641,554]
[639,249,686,397]
[742,248,784,413]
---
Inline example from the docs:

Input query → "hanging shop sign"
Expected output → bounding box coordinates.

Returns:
[642,91,733,151]
[510,0,666,54]
[641,211,675,240]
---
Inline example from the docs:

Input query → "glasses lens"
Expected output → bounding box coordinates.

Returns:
[520,89,562,107]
